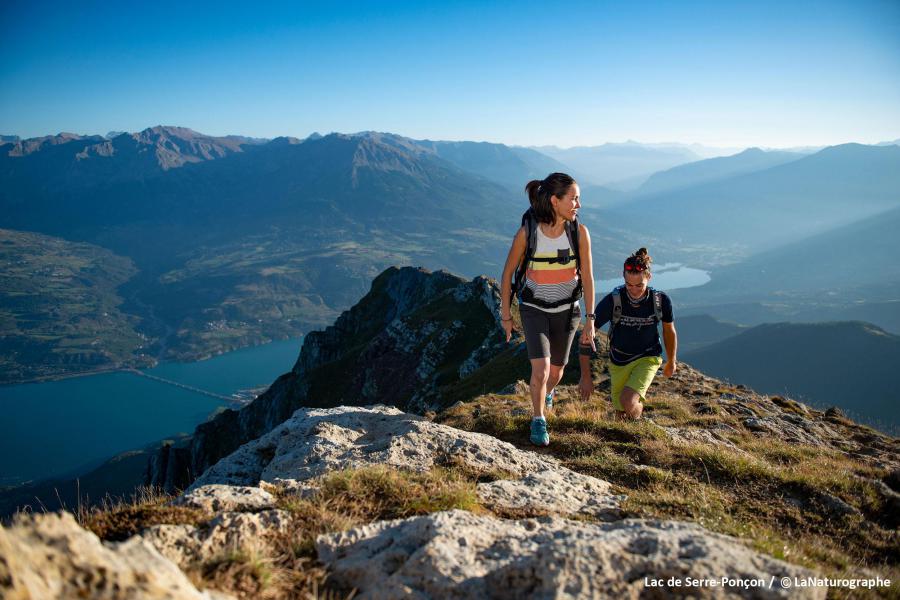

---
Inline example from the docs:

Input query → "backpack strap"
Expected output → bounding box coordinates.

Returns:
[651,288,663,323]
[510,210,537,304]
[612,286,623,325]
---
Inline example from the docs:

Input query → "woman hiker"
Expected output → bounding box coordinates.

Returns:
[500,172,595,446]
[578,248,678,419]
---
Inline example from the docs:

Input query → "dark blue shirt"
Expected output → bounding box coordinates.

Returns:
[594,287,674,365]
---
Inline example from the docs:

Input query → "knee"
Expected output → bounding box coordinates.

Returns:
[530,364,550,384]
[619,391,643,420]
[549,364,564,380]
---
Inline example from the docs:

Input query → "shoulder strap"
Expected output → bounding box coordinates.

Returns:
[564,220,580,271]
[652,289,662,322]
[612,286,623,325]
[510,210,537,303]
[564,219,583,302]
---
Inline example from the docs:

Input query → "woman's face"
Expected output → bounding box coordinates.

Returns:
[623,271,651,299]
[551,184,581,222]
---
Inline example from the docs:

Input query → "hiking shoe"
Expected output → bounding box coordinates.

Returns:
[530,417,550,446]
[545,388,555,410]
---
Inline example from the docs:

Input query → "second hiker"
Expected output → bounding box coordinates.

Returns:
[500,172,596,446]
[579,248,678,419]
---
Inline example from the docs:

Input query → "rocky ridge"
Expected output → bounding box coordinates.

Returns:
[3,405,826,599]
[149,266,512,493]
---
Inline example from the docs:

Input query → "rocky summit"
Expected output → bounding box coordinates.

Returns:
[2,405,824,599]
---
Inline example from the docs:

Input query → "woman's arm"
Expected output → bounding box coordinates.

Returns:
[500,227,527,341]
[578,223,596,350]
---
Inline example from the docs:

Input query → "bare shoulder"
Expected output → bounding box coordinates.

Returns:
[578,222,591,245]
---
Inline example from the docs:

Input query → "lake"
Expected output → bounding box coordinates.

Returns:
[596,263,710,295]
[0,337,303,486]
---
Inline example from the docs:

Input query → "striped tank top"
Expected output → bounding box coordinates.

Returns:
[521,225,579,313]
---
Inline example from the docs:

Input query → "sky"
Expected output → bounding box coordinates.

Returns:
[1,0,899,148]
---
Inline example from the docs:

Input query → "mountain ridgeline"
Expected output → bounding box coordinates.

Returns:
[147,266,517,492]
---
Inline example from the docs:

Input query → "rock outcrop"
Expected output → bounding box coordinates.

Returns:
[317,510,823,599]
[187,405,623,521]
[0,511,233,599]
[141,404,822,598]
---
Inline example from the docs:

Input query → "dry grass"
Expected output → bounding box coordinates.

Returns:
[80,465,497,599]
[82,485,206,542]
[438,366,900,600]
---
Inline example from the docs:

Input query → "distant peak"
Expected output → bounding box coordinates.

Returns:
[268,136,302,146]
[137,125,203,138]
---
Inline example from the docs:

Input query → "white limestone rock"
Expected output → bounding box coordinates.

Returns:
[316,509,825,600]
[0,511,231,600]
[187,405,622,519]
[476,469,624,520]
[175,484,275,513]
[142,509,292,569]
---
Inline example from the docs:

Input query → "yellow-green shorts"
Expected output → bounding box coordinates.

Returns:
[608,355,663,410]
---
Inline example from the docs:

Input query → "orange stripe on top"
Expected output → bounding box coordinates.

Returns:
[526,267,577,285]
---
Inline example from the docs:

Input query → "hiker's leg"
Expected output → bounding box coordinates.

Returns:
[619,386,643,420]
[545,305,579,395]
[620,356,663,420]
[530,357,551,418]
[547,363,565,392]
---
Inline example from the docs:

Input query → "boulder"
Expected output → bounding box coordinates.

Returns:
[0,511,231,600]
[317,509,825,599]
[175,484,275,513]
[143,510,292,569]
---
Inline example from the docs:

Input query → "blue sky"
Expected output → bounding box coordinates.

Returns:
[1,0,898,147]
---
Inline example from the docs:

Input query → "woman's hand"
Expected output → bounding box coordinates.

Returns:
[580,320,596,351]
[501,317,513,342]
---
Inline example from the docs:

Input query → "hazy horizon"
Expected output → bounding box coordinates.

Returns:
[2,124,896,153]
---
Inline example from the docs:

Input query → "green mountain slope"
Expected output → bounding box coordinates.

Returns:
[683,321,900,434]
[0,229,151,382]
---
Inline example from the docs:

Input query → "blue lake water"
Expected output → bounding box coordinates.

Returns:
[0,337,303,487]
[596,263,710,295]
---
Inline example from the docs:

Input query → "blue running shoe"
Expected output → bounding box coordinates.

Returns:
[530,417,550,446]
[545,388,555,410]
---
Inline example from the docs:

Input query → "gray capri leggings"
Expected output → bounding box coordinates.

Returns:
[520,303,581,366]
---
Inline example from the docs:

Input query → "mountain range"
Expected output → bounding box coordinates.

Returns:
[3,127,581,379]
[605,143,900,256]
[2,125,899,386]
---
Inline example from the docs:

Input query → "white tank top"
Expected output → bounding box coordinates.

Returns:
[521,225,579,313]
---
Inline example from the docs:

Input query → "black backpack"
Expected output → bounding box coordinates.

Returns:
[510,209,583,310]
